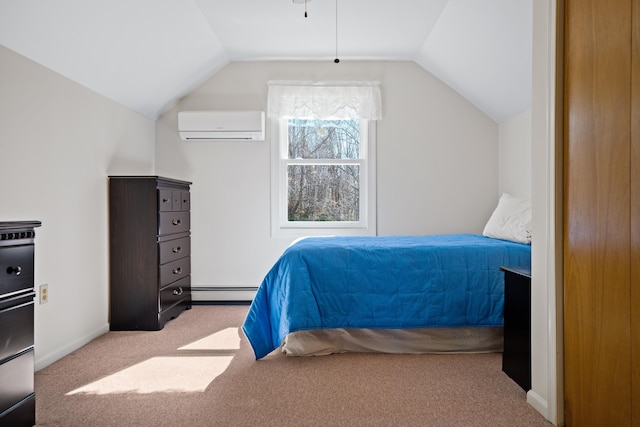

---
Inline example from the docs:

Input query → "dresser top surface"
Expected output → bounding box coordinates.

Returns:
[500,266,531,278]
[108,176,192,186]
[0,221,42,231]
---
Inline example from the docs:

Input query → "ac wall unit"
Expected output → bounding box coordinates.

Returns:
[178,110,265,141]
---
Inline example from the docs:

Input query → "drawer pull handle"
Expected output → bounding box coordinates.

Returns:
[171,219,181,226]
[173,267,182,275]
[6,266,22,276]
[162,198,170,204]
[172,246,182,253]
[173,287,183,296]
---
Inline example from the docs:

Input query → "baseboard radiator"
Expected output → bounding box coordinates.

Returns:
[191,286,258,303]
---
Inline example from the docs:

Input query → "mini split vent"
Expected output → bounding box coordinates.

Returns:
[178,111,265,141]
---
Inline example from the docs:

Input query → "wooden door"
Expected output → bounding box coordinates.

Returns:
[632,0,639,424]
[563,0,637,425]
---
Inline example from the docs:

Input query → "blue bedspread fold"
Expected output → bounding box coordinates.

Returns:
[242,234,531,359]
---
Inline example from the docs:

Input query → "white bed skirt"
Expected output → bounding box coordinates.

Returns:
[282,327,504,356]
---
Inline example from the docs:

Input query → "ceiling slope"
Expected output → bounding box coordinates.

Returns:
[0,0,531,123]
[414,0,532,123]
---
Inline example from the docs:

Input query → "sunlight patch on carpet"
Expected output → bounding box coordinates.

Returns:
[178,327,241,351]
[66,356,233,395]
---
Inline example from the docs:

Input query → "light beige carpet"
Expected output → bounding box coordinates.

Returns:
[35,305,552,427]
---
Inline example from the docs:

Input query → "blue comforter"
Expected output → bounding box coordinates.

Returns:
[242,234,531,359]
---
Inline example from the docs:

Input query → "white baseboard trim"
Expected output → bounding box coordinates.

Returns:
[35,323,109,372]
[191,286,258,302]
[527,389,549,421]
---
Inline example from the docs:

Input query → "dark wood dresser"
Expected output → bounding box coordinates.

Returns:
[0,221,41,426]
[109,176,192,331]
[500,266,531,391]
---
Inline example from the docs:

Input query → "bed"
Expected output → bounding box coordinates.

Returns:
[242,232,531,359]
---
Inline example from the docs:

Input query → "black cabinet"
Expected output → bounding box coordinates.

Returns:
[0,221,41,426]
[109,176,192,331]
[501,266,531,391]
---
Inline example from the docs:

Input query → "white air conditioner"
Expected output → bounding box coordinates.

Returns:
[178,110,265,141]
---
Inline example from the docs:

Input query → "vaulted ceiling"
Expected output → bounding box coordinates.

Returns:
[0,0,532,123]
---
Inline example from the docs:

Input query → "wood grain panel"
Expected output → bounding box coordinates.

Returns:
[632,0,640,424]
[564,0,632,425]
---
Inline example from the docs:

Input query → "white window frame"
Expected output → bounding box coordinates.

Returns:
[270,117,377,237]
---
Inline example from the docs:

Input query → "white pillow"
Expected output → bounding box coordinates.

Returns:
[482,193,532,244]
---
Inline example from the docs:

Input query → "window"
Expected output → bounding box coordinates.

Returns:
[287,118,361,223]
[268,81,381,237]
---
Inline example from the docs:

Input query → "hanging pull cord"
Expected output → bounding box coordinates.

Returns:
[334,0,339,63]
[305,0,308,17]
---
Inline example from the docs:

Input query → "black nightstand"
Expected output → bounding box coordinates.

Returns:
[500,266,531,391]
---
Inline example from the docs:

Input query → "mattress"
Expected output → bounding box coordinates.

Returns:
[242,233,531,359]
[282,326,504,356]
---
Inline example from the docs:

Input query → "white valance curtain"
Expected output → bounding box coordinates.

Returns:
[267,80,382,120]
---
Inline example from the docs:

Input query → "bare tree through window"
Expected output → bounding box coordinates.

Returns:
[287,119,361,222]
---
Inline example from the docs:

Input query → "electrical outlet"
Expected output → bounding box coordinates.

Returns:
[39,284,48,304]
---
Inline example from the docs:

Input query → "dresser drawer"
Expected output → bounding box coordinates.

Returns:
[159,237,190,265]
[0,393,35,427]
[171,191,182,211]
[160,276,190,312]
[158,211,190,236]
[0,244,34,297]
[0,294,34,362]
[159,257,191,287]
[0,349,34,414]
[179,191,190,211]
[158,189,174,212]
[158,189,190,212]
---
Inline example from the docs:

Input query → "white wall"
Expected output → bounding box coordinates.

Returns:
[530,0,560,424]
[499,108,532,199]
[155,61,500,297]
[490,6,560,424]
[0,45,156,370]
